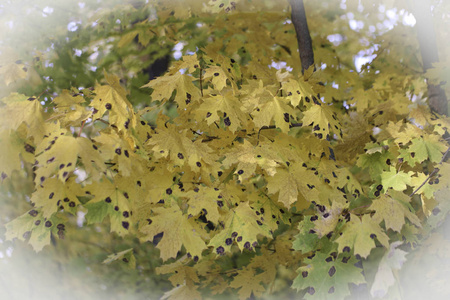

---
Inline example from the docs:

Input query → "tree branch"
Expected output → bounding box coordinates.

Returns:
[409,0,448,116]
[289,0,315,74]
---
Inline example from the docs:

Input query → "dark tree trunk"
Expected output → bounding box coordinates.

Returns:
[410,0,448,116]
[289,0,315,74]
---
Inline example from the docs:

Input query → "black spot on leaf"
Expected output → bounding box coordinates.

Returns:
[224,117,231,126]
[433,207,441,215]
[178,153,184,159]
[105,197,112,203]
[325,256,333,262]
[216,246,224,254]
[122,221,129,230]
[45,221,52,227]
[123,211,129,218]
[370,233,377,239]
[237,236,242,242]
[231,232,238,238]
[307,287,315,295]
[328,266,336,277]
[328,287,335,294]
[237,169,244,175]
[166,188,172,195]
[69,202,75,207]
[29,210,38,217]
[24,144,35,154]
[105,103,112,110]
[114,206,119,211]
[343,246,350,253]
[35,220,41,226]
[225,238,232,245]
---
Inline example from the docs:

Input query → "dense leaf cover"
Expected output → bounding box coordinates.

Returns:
[1,0,450,299]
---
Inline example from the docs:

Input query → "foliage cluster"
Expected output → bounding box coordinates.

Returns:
[1,0,450,299]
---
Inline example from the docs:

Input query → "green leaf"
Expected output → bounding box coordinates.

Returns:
[335,214,389,258]
[292,251,365,298]
[380,166,413,191]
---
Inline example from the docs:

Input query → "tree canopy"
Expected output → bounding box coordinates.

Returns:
[1,0,450,299]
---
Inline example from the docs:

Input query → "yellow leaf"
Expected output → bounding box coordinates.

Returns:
[140,206,207,261]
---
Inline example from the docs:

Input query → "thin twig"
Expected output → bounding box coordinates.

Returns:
[409,146,450,197]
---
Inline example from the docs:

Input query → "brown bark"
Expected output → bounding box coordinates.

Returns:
[410,0,448,115]
[289,0,315,74]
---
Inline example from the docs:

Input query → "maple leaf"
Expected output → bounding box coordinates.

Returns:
[91,72,137,133]
[281,77,316,107]
[229,266,266,300]
[221,139,280,180]
[370,192,421,232]
[84,179,134,237]
[0,130,26,176]
[208,202,271,253]
[335,214,389,258]
[292,251,365,299]
[140,206,207,261]
[251,95,296,133]
[293,218,320,253]
[5,210,66,252]
[266,162,319,209]
[146,125,215,170]
[408,136,447,164]
[203,65,229,91]
[0,93,48,144]
[380,166,413,191]
[31,177,84,218]
[251,192,291,230]
[0,61,28,86]
[356,143,394,180]
[160,283,202,300]
[103,248,136,269]
[184,186,222,224]
[52,89,90,126]
[206,0,239,13]
[370,241,407,298]
[35,134,105,184]
[195,89,248,133]
[142,71,200,110]
[302,103,341,140]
